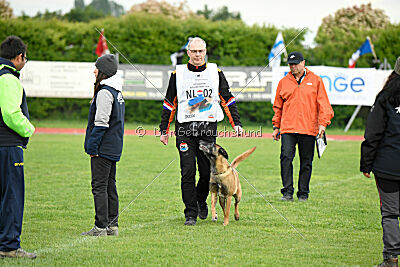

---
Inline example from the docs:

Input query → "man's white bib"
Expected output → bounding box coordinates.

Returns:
[176,63,224,123]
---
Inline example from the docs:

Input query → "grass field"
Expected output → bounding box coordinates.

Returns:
[30,118,365,136]
[2,133,382,266]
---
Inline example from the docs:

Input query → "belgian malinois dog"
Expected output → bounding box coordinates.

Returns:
[199,141,256,226]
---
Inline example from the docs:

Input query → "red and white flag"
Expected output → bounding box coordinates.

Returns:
[95,29,110,57]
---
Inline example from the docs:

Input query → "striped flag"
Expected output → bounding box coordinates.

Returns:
[348,36,377,68]
[96,29,110,57]
[268,32,287,68]
[163,100,174,111]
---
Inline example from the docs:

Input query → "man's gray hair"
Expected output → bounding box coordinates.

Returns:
[187,37,206,50]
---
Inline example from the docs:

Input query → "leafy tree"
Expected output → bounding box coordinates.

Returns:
[0,0,12,19]
[74,0,85,9]
[318,3,389,40]
[373,23,400,68]
[128,0,199,20]
[109,1,124,17]
[196,4,212,19]
[65,0,123,22]
[313,3,390,67]
[89,0,124,17]
[65,6,105,22]
[197,5,241,21]
[33,10,64,20]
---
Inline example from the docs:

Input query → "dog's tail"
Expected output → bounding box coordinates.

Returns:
[231,147,256,169]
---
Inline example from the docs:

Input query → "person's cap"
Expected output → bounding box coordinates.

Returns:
[395,56,400,75]
[95,54,118,77]
[287,51,304,64]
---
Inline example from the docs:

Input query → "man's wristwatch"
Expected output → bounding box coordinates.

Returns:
[273,126,279,131]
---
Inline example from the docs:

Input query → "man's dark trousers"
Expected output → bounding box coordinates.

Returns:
[176,135,216,219]
[0,146,25,252]
[375,176,400,259]
[91,156,119,228]
[280,133,315,198]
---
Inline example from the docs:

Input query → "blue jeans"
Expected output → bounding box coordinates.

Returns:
[280,133,315,198]
[0,146,25,252]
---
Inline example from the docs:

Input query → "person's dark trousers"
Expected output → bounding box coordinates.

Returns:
[176,135,216,219]
[375,176,400,259]
[0,147,25,252]
[91,156,119,229]
[280,133,315,198]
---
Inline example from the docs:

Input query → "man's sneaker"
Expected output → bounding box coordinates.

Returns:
[107,226,119,236]
[0,248,37,259]
[81,226,107,236]
[280,194,293,201]
[375,257,398,267]
[184,217,196,226]
[198,202,208,220]
[298,195,308,202]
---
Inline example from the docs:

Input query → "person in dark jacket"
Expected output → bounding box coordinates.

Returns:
[0,36,36,259]
[159,37,243,226]
[82,54,125,236]
[361,56,400,267]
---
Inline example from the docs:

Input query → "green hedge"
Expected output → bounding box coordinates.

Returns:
[0,14,305,65]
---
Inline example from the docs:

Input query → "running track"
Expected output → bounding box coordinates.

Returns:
[35,128,364,141]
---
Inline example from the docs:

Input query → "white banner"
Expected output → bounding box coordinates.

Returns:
[20,61,274,101]
[271,66,391,106]
[20,61,392,105]
[20,61,94,98]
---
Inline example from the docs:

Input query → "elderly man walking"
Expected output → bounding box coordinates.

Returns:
[159,37,242,225]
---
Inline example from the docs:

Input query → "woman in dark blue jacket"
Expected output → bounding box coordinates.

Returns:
[82,54,125,237]
[361,56,400,267]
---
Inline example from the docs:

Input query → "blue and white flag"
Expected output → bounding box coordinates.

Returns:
[268,32,287,68]
[348,36,377,68]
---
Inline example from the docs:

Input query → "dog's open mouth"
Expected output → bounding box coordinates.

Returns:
[199,144,209,153]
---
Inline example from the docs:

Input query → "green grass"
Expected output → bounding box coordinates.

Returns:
[2,133,381,266]
[30,118,364,136]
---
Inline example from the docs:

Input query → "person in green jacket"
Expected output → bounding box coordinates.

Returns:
[0,36,36,259]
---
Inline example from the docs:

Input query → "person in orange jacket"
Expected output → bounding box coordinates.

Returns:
[272,51,334,201]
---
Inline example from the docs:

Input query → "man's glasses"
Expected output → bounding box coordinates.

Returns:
[189,49,206,54]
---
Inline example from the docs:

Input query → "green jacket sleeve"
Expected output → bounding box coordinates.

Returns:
[0,74,35,137]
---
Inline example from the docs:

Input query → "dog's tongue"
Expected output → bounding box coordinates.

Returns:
[199,144,208,152]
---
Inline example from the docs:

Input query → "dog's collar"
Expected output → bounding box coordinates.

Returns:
[212,167,233,177]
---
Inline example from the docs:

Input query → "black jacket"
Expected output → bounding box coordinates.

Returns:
[360,89,400,179]
[159,62,241,137]
[84,85,125,162]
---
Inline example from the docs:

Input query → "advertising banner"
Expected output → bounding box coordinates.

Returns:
[271,66,391,106]
[21,61,391,105]
[20,61,273,101]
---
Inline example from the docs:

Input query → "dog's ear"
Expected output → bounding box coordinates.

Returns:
[218,147,229,160]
